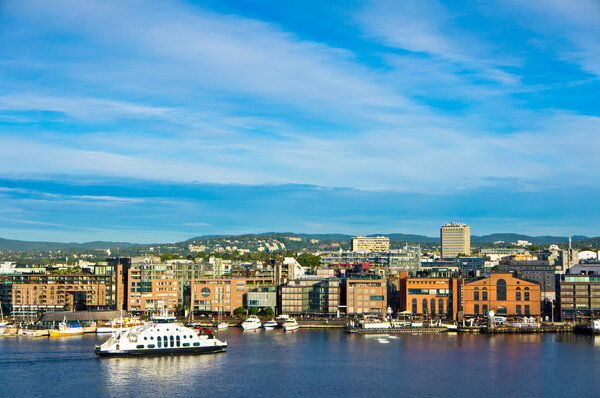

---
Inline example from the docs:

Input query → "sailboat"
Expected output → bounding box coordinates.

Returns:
[217,306,228,330]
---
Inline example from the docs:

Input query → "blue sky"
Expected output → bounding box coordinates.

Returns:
[1,0,599,242]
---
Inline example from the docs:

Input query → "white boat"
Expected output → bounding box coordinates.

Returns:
[97,316,144,333]
[241,315,262,331]
[275,314,289,325]
[217,321,229,330]
[94,322,227,357]
[282,318,299,331]
[263,319,278,329]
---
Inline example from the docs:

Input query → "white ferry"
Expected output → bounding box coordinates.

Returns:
[94,323,227,357]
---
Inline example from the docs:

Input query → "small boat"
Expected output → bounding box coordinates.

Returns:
[94,323,227,357]
[275,314,289,325]
[282,318,299,331]
[241,315,262,331]
[217,321,229,330]
[49,319,84,337]
[263,319,278,329]
[18,329,48,337]
[97,317,144,333]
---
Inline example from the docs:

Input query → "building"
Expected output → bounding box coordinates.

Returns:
[1,273,116,317]
[345,276,387,315]
[558,274,600,321]
[321,248,421,275]
[480,248,526,262]
[127,276,179,315]
[463,273,541,318]
[281,278,341,315]
[246,286,277,311]
[402,276,461,320]
[498,260,556,301]
[351,236,390,252]
[190,277,273,316]
[440,223,471,258]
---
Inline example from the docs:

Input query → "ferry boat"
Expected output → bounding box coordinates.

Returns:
[94,323,227,357]
[263,319,278,329]
[282,318,299,331]
[241,315,262,331]
[49,319,84,337]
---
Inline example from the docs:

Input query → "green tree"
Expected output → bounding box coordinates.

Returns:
[297,253,321,269]
[234,306,245,316]
[249,307,259,316]
[264,307,274,317]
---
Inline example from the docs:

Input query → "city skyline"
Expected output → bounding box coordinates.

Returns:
[1,0,599,242]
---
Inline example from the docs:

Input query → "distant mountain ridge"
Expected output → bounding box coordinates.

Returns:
[0,238,143,251]
[1,232,597,251]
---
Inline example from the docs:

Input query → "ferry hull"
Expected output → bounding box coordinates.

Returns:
[95,345,227,357]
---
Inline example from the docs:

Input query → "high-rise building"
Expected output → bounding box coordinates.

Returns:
[351,236,390,252]
[440,223,471,258]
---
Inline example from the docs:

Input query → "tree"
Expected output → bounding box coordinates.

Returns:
[264,307,274,317]
[297,253,321,269]
[234,306,245,316]
[249,307,259,315]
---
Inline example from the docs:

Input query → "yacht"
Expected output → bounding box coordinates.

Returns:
[97,316,144,334]
[275,314,289,325]
[263,319,278,329]
[241,315,262,331]
[282,318,299,331]
[95,323,227,357]
[217,321,229,330]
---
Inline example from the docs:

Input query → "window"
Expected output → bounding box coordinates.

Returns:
[170,335,174,347]
[412,299,417,314]
[516,305,522,315]
[422,299,428,315]
[516,292,521,301]
[525,305,530,315]
[438,299,444,315]
[482,291,488,301]
[157,336,162,348]
[474,304,479,315]
[176,335,181,347]
[524,287,530,301]
[431,299,436,315]
[497,279,507,301]
[474,291,479,301]
[482,304,488,316]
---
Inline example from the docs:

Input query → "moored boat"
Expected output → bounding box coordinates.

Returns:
[241,315,262,331]
[49,319,84,337]
[263,319,278,329]
[217,321,229,330]
[282,318,299,331]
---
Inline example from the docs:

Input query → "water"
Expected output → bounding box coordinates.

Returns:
[2,329,600,397]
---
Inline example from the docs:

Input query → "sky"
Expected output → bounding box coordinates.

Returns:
[1,0,599,243]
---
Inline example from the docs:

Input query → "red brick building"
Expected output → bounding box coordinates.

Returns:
[463,273,541,318]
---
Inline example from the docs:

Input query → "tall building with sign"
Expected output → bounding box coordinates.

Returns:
[440,223,471,258]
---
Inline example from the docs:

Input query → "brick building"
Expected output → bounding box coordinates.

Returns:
[190,277,273,316]
[463,273,541,318]
[403,276,461,320]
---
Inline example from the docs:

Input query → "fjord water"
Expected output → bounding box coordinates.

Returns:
[2,330,600,397]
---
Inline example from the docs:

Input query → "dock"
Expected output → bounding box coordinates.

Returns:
[345,327,448,334]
